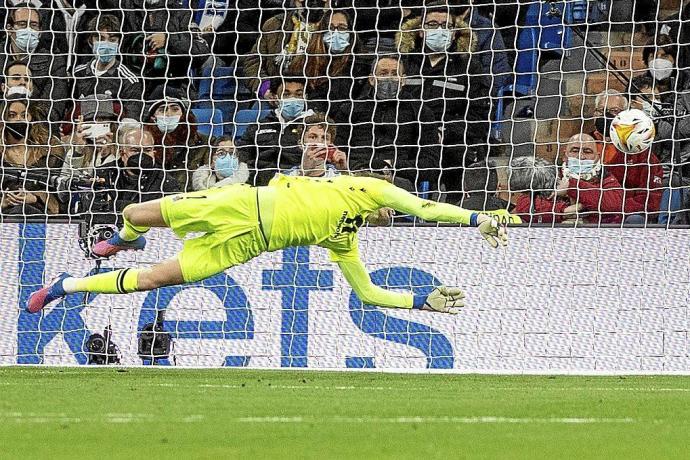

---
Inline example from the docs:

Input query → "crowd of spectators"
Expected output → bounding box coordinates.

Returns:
[1,0,690,226]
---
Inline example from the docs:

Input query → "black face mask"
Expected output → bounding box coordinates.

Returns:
[126,153,155,170]
[595,111,615,137]
[4,121,28,140]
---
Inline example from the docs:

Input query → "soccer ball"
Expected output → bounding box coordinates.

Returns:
[609,108,656,154]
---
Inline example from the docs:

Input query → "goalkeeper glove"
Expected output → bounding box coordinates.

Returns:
[413,286,465,314]
[472,213,508,248]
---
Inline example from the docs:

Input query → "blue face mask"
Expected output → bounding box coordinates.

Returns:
[279,98,305,120]
[323,30,350,53]
[155,114,180,133]
[14,28,40,53]
[214,154,239,178]
[93,40,119,64]
[567,157,596,175]
[425,28,452,53]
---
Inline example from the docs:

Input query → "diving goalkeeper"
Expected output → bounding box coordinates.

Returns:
[27,174,507,314]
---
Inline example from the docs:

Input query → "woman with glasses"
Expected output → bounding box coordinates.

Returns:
[192,135,249,191]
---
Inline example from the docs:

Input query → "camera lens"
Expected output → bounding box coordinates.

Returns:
[88,337,105,353]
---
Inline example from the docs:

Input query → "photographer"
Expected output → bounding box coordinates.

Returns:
[61,94,120,179]
[1,95,64,215]
[631,74,690,178]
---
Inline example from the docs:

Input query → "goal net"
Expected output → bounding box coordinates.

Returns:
[0,0,688,373]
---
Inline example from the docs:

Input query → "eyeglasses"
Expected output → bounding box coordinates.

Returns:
[216,150,235,158]
[423,21,448,29]
[328,25,349,32]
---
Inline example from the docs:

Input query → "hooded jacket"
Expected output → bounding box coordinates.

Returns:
[396,15,490,148]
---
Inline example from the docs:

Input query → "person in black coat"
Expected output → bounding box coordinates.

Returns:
[396,1,491,193]
[333,54,441,190]
[237,76,316,186]
[119,0,211,98]
[72,14,145,120]
[86,126,180,225]
[1,5,69,121]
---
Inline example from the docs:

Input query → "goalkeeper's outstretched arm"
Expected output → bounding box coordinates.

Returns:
[376,182,508,248]
[337,258,465,314]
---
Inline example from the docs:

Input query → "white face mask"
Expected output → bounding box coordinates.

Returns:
[5,85,32,97]
[648,58,673,81]
[641,99,660,116]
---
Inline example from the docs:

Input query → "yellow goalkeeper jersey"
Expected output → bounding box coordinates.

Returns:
[265,174,476,261]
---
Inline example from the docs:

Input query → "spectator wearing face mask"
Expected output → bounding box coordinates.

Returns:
[643,34,678,97]
[0,4,69,121]
[396,1,491,195]
[0,96,64,215]
[2,60,33,98]
[553,134,624,225]
[145,86,210,191]
[192,136,249,191]
[629,75,684,178]
[590,90,628,165]
[239,0,329,97]
[286,112,346,177]
[237,76,315,186]
[72,15,144,120]
[301,9,368,113]
[333,54,440,190]
[87,125,180,224]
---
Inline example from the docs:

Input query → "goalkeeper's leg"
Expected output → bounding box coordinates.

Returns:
[26,258,185,313]
[91,200,168,257]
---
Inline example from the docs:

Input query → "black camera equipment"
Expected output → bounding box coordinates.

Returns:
[85,326,121,365]
[1,168,102,192]
[78,221,117,260]
[138,309,172,365]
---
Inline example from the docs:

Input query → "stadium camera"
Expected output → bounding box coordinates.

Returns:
[138,309,172,365]
[78,223,117,259]
[86,326,121,365]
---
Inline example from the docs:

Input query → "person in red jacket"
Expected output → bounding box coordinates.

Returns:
[554,134,624,224]
[509,156,571,224]
[605,146,664,224]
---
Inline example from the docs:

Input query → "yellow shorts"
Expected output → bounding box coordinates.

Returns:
[160,184,268,283]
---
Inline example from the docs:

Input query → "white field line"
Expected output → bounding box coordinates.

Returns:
[0,412,638,425]
[5,364,690,376]
[236,416,637,424]
[149,383,690,393]
[0,412,204,424]
[2,381,688,393]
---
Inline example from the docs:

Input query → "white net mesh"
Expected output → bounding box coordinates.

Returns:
[0,0,689,371]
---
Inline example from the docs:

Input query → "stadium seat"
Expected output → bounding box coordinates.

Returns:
[233,108,270,139]
[192,107,224,139]
[514,1,584,94]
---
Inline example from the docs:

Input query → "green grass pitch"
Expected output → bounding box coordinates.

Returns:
[0,368,688,459]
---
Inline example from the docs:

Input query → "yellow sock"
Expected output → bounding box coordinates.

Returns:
[63,269,140,294]
[119,205,149,241]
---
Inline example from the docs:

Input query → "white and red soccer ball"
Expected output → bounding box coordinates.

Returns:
[609,108,656,154]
